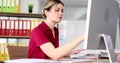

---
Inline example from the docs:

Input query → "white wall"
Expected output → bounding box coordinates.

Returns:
[20,0,40,13]
[63,6,87,20]
[59,20,86,50]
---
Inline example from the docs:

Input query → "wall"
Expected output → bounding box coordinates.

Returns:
[59,20,86,49]
[20,0,40,13]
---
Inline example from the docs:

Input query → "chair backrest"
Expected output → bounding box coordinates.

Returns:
[7,45,28,60]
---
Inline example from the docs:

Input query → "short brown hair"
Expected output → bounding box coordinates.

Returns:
[42,0,64,18]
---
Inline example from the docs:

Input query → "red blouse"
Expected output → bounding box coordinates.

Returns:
[28,21,59,59]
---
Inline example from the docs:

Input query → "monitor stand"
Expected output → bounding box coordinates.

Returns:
[100,34,118,63]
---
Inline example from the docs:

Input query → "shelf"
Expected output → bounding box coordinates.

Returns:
[0,12,43,18]
[0,36,29,39]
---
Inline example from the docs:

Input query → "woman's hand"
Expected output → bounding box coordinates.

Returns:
[70,49,85,55]
[64,49,85,58]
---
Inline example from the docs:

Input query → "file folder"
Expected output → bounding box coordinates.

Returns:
[26,20,31,36]
[7,0,10,12]
[10,20,15,36]
[14,0,19,13]
[22,20,27,36]
[1,0,4,12]
[18,20,23,36]
[11,0,15,12]
[34,20,39,27]
[31,20,35,32]
[14,20,19,36]
[3,0,7,12]
[6,20,10,36]
[6,0,9,12]
[0,20,2,35]
[0,0,2,12]
[1,20,6,36]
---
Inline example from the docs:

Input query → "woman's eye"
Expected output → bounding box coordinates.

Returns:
[55,9,59,12]
[55,9,64,13]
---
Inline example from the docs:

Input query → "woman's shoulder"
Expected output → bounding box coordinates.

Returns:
[33,23,43,32]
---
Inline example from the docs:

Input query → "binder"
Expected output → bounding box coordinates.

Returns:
[11,0,15,12]
[31,20,35,32]
[38,19,42,24]
[0,20,1,36]
[6,0,9,12]
[14,20,18,36]
[9,0,12,12]
[34,20,39,28]
[1,20,6,36]
[22,20,27,36]
[26,20,31,36]
[0,0,2,12]
[1,0,4,12]
[18,20,23,36]
[3,0,7,12]
[14,0,19,13]
[6,20,10,36]
[7,0,10,12]
[10,20,15,36]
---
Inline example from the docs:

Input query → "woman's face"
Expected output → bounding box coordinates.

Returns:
[45,3,64,23]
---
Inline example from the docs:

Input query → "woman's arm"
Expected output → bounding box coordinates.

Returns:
[40,34,85,61]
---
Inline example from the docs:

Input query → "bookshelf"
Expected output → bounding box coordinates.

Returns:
[0,12,43,38]
[0,12,43,44]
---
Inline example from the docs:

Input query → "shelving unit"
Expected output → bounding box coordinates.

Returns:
[0,12,43,45]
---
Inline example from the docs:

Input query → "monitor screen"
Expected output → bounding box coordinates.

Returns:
[84,0,119,49]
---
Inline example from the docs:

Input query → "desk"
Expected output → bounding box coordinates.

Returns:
[4,58,120,63]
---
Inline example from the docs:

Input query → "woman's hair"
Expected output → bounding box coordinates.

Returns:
[42,0,64,18]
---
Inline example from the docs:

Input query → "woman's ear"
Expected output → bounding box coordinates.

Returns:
[44,10,48,17]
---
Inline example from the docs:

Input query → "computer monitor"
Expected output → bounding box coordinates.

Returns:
[84,0,119,50]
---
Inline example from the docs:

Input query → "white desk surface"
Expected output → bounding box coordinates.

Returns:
[4,58,100,63]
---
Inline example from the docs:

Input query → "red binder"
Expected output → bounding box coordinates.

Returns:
[6,20,11,36]
[10,20,15,36]
[22,20,27,36]
[18,20,23,36]
[26,20,31,36]
[0,20,2,36]
[14,20,19,36]
[1,20,6,36]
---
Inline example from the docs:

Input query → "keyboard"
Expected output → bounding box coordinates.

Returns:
[70,50,103,59]
[70,49,120,59]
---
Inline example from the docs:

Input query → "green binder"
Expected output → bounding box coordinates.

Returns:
[0,0,2,12]
[6,0,9,12]
[11,0,15,12]
[3,0,7,12]
[1,0,4,12]
[6,0,11,12]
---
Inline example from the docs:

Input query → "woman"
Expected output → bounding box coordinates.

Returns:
[28,0,85,60]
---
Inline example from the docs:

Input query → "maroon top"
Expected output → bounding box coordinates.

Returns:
[28,21,59,59]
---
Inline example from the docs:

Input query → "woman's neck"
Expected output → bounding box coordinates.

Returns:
[44,19,56,30]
